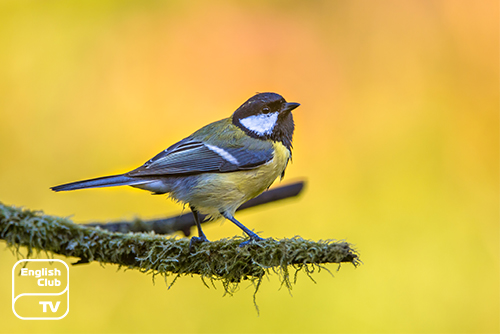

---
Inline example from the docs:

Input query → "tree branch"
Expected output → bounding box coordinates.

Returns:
[0,195,360,294]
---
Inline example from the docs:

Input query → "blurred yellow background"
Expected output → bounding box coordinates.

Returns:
[0,0,498,333]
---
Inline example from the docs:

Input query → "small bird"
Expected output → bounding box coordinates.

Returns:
[51,92,300,246]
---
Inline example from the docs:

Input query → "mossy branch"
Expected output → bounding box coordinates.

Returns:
[0,201,359,294]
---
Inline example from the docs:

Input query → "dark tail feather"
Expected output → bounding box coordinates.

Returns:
[51,174,148,192]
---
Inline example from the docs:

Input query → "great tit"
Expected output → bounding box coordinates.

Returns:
[51,92,300,246]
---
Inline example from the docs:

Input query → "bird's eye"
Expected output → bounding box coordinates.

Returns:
[262,107,270,113]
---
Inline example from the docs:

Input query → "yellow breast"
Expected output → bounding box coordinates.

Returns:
[188,141,291,217]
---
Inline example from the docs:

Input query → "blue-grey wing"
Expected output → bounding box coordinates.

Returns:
[126,137,273,176]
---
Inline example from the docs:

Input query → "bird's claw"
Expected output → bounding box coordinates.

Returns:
[239,235,265,247]
[189,235,210,252]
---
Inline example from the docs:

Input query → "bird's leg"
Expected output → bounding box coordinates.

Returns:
[189,206,209,250]
[222,212,264,247]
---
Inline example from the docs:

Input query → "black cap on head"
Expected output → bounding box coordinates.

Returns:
[233,92,286,118]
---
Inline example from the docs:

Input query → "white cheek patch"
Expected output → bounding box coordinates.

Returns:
[205,144,240,165]
[240,112,278,136]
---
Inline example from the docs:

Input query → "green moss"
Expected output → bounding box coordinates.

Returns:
[0,201,359,295]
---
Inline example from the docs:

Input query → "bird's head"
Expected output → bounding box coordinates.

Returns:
[232,92,300,150]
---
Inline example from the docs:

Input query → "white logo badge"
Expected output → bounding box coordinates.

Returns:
[12,259,69,320]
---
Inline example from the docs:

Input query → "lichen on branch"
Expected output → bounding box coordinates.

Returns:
[0,201,360,294]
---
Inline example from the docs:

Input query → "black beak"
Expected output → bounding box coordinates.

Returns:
[282,102,300,113]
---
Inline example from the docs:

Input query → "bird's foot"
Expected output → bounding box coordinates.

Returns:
[189,235,210,252]
[239,234,265,247]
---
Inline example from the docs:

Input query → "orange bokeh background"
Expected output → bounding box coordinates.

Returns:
[0,1,498,333]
